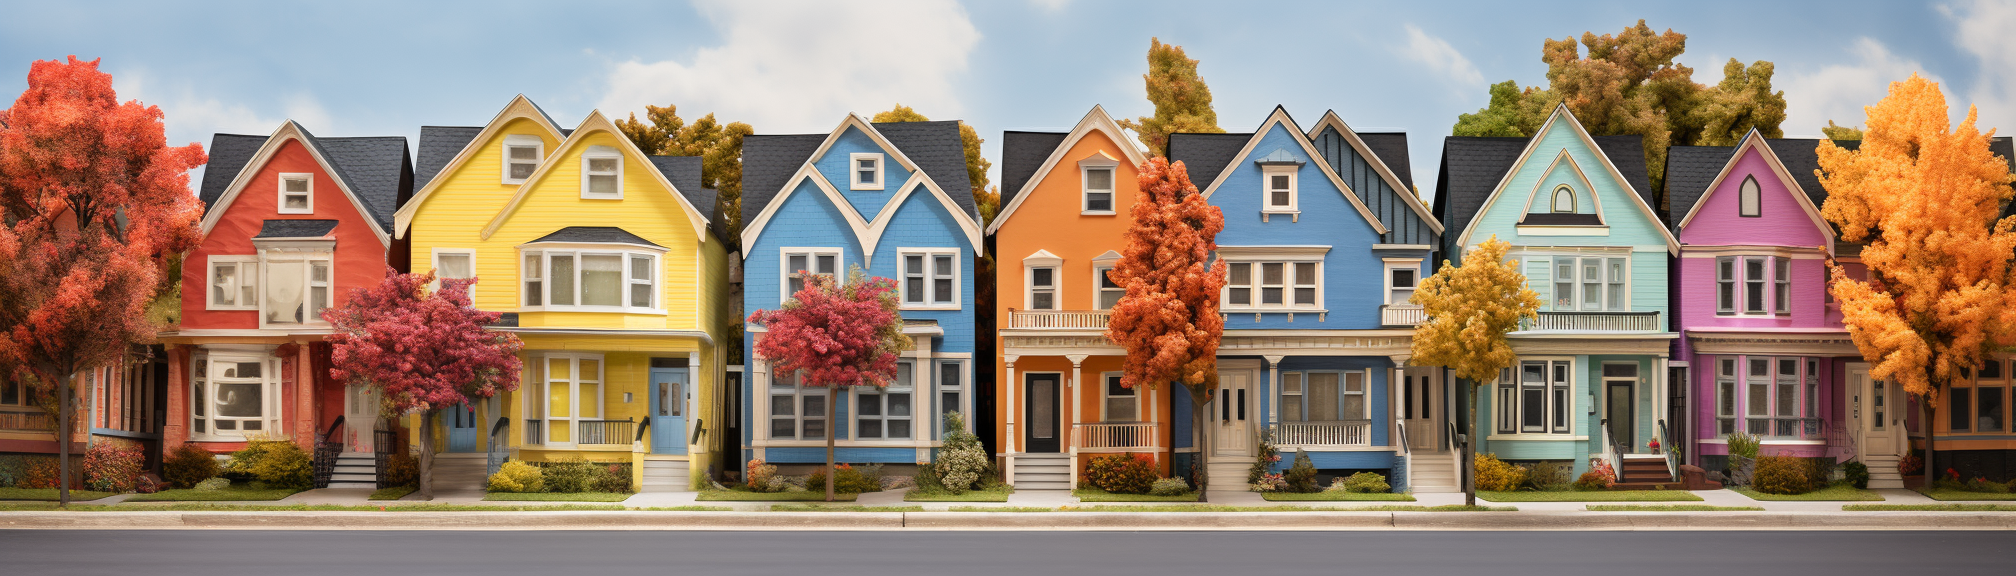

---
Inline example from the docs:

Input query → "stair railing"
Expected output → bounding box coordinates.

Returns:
[1446,421,1465,492]
[1599,418,1623,481]
[1395,420,1412,491]
[486,417,510,476]
[1658,419,1680,481]
[312,416,345,489]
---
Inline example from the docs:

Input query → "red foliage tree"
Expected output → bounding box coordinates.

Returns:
[1105,157,1226,490]
[0,57,205,505]
[323,270,522,500]
[747,269,910,501]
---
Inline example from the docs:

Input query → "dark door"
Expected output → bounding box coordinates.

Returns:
[1606,382,1634,451]
[1025,374,1061,453]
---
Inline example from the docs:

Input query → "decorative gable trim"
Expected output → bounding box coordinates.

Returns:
[862,172,985,260]
[1195,107,1390,235]
[199,120,390,248]
[744,113,984,259]
[1515,150,1605,223]
[478,110,710,243]
[392,94,567,238]
[739,163,872,254]
[1305,110,1444,234]
[1675,129,1835,255]
[987,105,1149,235]
[1453,104,1680,255]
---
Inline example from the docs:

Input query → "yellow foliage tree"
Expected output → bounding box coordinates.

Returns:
[1817,74,2016,484]
[1116,38,1224,158]
[1409,236,1541,506]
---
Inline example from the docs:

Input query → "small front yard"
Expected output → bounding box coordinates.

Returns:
[1478,490,1702,502]
[1261,491,1414,502]
[771,504,923,512]
[1069,504,1512,512]
[1733,484,1884,501]
[1914,487,2016,501]
[1844,503,2016,511]
[0,487,117,502]
[1587,504,1762,511]
[696,488,858,502]
[125,484,302,502]
[1072,488,1199,502]
[368,487,414,501]
[905,485,1013,502]
[484,492,632,502]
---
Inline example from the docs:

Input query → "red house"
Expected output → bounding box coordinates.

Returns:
[159,121,411,487]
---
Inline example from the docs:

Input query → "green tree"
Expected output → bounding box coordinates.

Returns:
[1452,21,1787,210]
[1408,237,1542,507]
[1116,38,1224,157]
[615,104,754,246]
[1822,120,1864,140]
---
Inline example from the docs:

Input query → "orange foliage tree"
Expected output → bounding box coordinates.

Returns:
[1105,157,1226,490]
[0,57,205,505]
[1818,74,2016,485]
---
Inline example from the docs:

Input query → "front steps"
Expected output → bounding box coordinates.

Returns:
[1204,460,1249,493]
[1408,451,1461,493]
[640,458,691,493]
[426,453,489,491]
[328,453,376,489]
[1011,453,1071,490]
[1613,455,1677,490]
[1863,455,1904,489]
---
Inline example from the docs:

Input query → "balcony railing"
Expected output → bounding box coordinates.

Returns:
[577,419,635,445]
[1520,311,1662,332]
[1380,305,1426,327]
[1270,420,1371,446]
[0,410,52,432]
[1073,422,1157,451]
[1009,309,1111,329]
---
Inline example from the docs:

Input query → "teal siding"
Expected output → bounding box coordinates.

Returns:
[1461,122,1672,254]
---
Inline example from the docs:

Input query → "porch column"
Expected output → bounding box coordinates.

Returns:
[752,356,769,462]
[911,338,933,463]
[1003,355,1018,485]
[1654,355,1668,445]
[295,341,313,447]
[1066,354,1087,489]
[1264,356,1283,425]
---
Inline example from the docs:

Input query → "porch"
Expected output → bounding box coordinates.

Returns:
[1519,311,1663,332]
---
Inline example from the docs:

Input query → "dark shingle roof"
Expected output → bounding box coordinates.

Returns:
[738,133,828,231]
[738,120,977,235]
[1357,132,1414,190]
[647,155,723,239]
[1432,136,1529,242]
[198,134,270,212]
[415,126,482,189]
[527,226,662,248]
[255,219,340,238]
[1591,134,1655,212]
[1166,133,1252,192]
[1663,145,1736,227]
[197,127,411,232]
[1000,131,1070,206]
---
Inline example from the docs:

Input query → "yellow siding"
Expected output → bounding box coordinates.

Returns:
[409,117,563,310]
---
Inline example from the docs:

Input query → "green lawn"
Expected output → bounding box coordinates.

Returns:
[1478,490,1702,502]
[947,506,1054,512]
[696,489,858,502]
[904,485,1013,502]
[1072,488,1199,502]
[1913,487,2016,501]
[770,504,923,512]
[0,487,117,502]
[1845,503,2016,511]
[1587,504,1763,511]
[1262,491,1415,502]
[368,486,414,501]
[0,502,629,512]
[125,484,302,502]
[633,506,733,511]
[1070,504,1512,512]
[483,492,632,502]
[1733,484,1885,501]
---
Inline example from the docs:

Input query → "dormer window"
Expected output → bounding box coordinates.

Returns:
[1083,167,1115,213]
[1738,176,1761,217]
[278,173,312,214]
[1551,185,1576,213]
[581,146,622,199]
[850,153,884,190]
[503,135,542,184]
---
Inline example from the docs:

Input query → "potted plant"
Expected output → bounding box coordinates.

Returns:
[1647,439,1662,454]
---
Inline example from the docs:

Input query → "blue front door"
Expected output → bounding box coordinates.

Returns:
[444,402,479,453]
[649,368,688,455]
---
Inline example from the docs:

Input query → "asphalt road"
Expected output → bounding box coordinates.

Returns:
[3,530,2011,575]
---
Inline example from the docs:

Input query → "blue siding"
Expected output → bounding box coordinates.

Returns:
[764,447,917,464]
[867,187,976,353]
[813,127,917,218]
[1211,123,1388,331]
[1272,450,1395,472]
[1311,127,1435,246]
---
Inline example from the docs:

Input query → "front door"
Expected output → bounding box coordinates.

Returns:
[1025,373,1061,453]
[1606,381,1635,452]
[343,383,378,453]
[444,402,479,452]
[1403,369,1441,451]
[1852,364,1899,458]
[649,367,688,455]
[1211,370,1252,457]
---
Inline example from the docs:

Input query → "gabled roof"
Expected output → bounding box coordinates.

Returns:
[1448,104,1677,254]
[198,134,270,210]
[738,114,985,256]
[527,226,662,248]
[737,134,828,229]
[648,155,723,239]
[1432,136,1528,246]
[477,110,712,243]
[1358,133,1414,189]
[1166,133,1250,191]
[1673,130,1835,253]
[1168,106,1389,235]
[393,95,569,238]
[415,126,482,189]
[1304,110,1442,234]
[309,134,413,232]
[998,130,1070,207]
[256,219,339,238]
[988,105,1149,234]
[1591,135,1655,213]
[1662,145,1734,228]
[876,121,977,218]
[197,121,410,247]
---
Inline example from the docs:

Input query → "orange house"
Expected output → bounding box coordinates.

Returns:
[990,106,1168,489]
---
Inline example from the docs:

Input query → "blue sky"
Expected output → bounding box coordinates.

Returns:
[5,0,2011,198]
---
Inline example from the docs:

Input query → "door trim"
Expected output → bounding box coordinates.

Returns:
[1024,372,1063,453]
[1209,368,1257,459]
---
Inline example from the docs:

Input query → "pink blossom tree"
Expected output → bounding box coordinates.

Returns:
[323,270,522,500]
[747,268,911,501]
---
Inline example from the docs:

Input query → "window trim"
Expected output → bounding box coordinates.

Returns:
[1738,175,1762,217]
[522,352,605,447]
[1080,161,1118,215]
[1551,184,1577,213]
[277,173,313,215]
[431,248,477,283]
[502,134,543,185]
[765,364,829,441]
[849,153,885,191]
[1101,372,1139,422]
[1774,258,1791,316]
[1950,357,2010,435]
[1261,165,1298,215]
[778,247,844,303]
[936,360,966,438]
[579,145,624,200]
[1278,370,1369,423]
[1093,264,1124,311]
[256,250,334,329]
[1221,256,1325,312]
[1549,255,1629,312]
[1496,359,1574,436]
[897,247,961,310]
[1025,265,1059,311]
[1716,257,1737,315]
[187,350,282,442]
[206,255,260,311]
[854,360,915,440]
[1383,258,1422,307]
[519,243,668,314]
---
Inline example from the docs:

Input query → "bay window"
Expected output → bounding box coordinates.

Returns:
[261,253,331,327]
[1718,255,1792,316]
[1744,257,1767,314]
[1553,256,1627,311]
[1740,356,1815,438]
[189,352,280,440]
[521,247,662,312]
[900,248,959,307]
[1775,258,1792,316]
[782,248,841,300]
[1717,257,1736,314]
[1224,260,1320,310]
[768,368,826,440]
[1497,360,1570,434]
[856,361,913,440]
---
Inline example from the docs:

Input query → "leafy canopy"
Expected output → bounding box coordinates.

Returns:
[615,104,754,244]
[1409,236,1542,384]
[747,269,912,388]
[1106,157,1226,393]
[323,271,524,413]
[1116,38,1224,158]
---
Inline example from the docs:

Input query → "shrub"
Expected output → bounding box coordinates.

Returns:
[542,461,596,493]
[1524,461,1575,491]
[935,412,989,493]
[746,459,780,493]
[1752,455,1815,495]
[1575,460,1616,491]
[0,455,25,487]
[487,461,545,493]
[383,451,418,488]
[1149,477,1191,496]
[83,441,145,493]
[806,463,881,494]
[1965,477,2011,493]
[1250,472,1285,492]
[246,441,314,491]
[1474,453,1527,492]
[222,440,279,479]
[193,477,231,491]
[593,463,633,493]
[1897,451,1924,476]
[135,474,166,494]
[1842,461,1870,490]
[1726,431,1761,460]
[1284,450,1319,493]
[163,444,220,489]
[1085,453,1158,494]
[20,456,62,489]
[1334,471,1390,493]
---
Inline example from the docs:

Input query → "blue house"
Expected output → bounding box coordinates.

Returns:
[737,114,983,473]
[1168,108,1451,493]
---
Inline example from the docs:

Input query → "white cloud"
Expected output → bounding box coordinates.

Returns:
[1781,38,1940,137]
[597,0,980,133]
[113,71,331,191]
[1399,24,1483,88]
[1946,0,2016,135]
[1029,0,1071,11]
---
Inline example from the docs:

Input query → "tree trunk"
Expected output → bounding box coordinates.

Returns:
[1465,384,1477,508]
[1189,385,1210,501]
[419,409,437,501]
[1921,391,1936,488]
[825,388,836,502]
[56,372,72,507]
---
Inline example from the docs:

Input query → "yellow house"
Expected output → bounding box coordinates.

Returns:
[393,96,730,491]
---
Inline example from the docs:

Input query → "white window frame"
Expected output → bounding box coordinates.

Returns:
[257,250,333,329]
[936,360,966,437]
[502,134,543,185]
[854,360,915,440]
[432,248,477,283]
[1716,358,1738,436]
[1774,257,1791,316]
[1081,163,1117,215]
[849,153,884,191]
[1738,175,1762,217]
[1716,257,1737,315]
[520,244,667,314]
[579,145,623,199]
[187,351,282,441]
[1497,359,1573,435]
[1026,266,1059,311]
[206,256,260,311]
[523,353,605,447]
[1742,256,1768,315]
[277,173,313,215]
[898,248,961,310]
[1550,255,1629,312]
[1278,370,1368,422]
[1101,372,1138,422]
[779,247,844,302]
[1093,264,1124,310]
[767,366,828,441]
[1261,165,1298,215]
[1383,259,1422,306]
[1222,258,1324,312]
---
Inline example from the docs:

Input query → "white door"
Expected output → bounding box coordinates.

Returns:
[1851,364,1901,458]
[343,383,378,453]
[1212,370,1253,457]
[1403,369,1441,451]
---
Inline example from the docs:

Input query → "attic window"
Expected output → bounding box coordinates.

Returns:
[503,135,543,185]
[1262,166,1298,216]
[580,146,622,199]
[278,173,312,214]
[1551,185,1576,213]
[1738,176,1761,217]
[850,153,884,191]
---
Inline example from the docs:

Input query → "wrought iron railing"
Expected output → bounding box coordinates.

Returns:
[1270,420,1372,446]
[1073,422,1156,450]
[486,417,510,476]
[577,419,635,445]
[1380,305,1426,327]
[373,428,397,489]
[1520,311,1662,332]
[1008,309,1111,329]
[312,416,345,489]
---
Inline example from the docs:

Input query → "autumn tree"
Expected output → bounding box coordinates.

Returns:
[1117,38,1225,157]
[1408,236,1541,507]
[1817,74,2016,486]
[1106,157,1226,491]
[1452,20,1787,209]
[616,104,754,244]
[1822,120,1865,141]
[324,271,523,500]
[0,57,205,505]
[747,269,911,501]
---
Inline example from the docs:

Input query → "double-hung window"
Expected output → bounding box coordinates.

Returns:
[207,256,259,310]
[936,361,964,435]
[523,354,602,445]
[782,248,841,300]
[580,146,622,199]
[1095,266,1124,310]
[1279,371,1367,422]
[857,361,913,440]
[768,368,826,440]
[1551,256,1627,311]
[189,353,279,440]
[1716,257,1737,314]
[1261,166,1297,216]
[1743,257,1768,314]
[850,153,884,190]
[433,249,475,282]
[1027,267,1057,310]
[1385,261,1420,306]
[1082,165,1115,213]
[1103,373,1138,421]
[1774,258,1791,316]
[1716,359,1738,435]
[503,135,542,184]
[1499,361,1570,434]
[899,249,958,308]
[1718,255,1791,316]
[278,173,312,214]
[1224,261,1320,310]
[261,253,332,327]
[1742,357,1812,438]
[521,247,663,312]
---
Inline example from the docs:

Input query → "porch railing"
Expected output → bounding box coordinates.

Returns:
[1658,419,1679,482]
[1521,311,1662,332]
[1270,420,1371,446]
[0,410,52,432]
[1009,309,1111,329]
[1073,422,1157,450]
[1380,305,1426,327]
[577,419,635,445]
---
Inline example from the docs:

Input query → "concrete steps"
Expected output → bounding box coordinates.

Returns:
[1409,452,1461,493]
[1012,454,1071,490]
[425,453,489,491]
[328,453,375,489]
[1864,455,1904,489]
[640,459,690,493]
[1204,460,1249,492]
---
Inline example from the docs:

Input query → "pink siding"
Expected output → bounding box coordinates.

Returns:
[1678,147,1829,247]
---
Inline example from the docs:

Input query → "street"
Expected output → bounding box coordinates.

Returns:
[2,530,2011,575]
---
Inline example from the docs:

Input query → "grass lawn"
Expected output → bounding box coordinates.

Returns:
[770,504,923,512]
[1913,487,2016,501]
[1262,491,1415,502]
[483,492,632,502]
[1587,504,1763,511]
[1478,490,1702,502]
[368,487,414,501]
[947,506,1054,512]
[1733,484,1884,501]
[0,487,117,501]
[696,489,858,502]
[904,485,1012,502]
[1070,504,1512,512]
[125,484,302,502]
[1845,503,2016,511]
[0,502,630,512]
[1072,488,1199,502]
[633,506,733,511]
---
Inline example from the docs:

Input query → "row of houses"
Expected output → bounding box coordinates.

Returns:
[8,96,2014,493]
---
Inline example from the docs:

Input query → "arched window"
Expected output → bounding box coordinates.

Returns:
[1551,185,1576,213]
[1738,176,1761,217]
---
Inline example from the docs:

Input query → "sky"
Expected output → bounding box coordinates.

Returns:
[4,0,2013,200]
